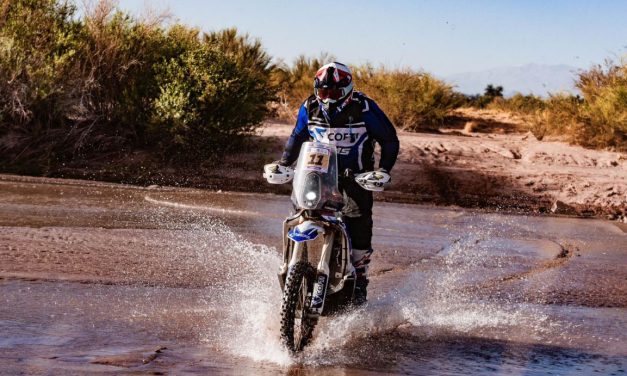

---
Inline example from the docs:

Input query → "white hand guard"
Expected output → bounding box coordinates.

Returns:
[263,163,294,184]
[355,169,391,192]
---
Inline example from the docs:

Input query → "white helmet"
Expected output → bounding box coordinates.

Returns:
[314,62,354,112]
[263,163,294,184]
[355,170,391,192]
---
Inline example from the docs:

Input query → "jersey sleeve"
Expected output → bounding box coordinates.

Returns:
[363,99,400,172]
[279,102,310,166]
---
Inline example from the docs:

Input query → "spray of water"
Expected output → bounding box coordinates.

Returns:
[299,232,553,366]
[154,207,293,365]
[186,216,553,366]
[142,198,558,367]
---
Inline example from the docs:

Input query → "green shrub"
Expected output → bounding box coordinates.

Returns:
[529,94,581,140]
[72,3,166,148]
[0,0,80,129]
[203,27,274,77]
[0,0,163,161]
[273,58,462,129]
[489,93,546,115]
[272,53,335,120]
[574,59,627,149]
[151,42,270,157]
[0,0,275,168]
[203,27,275,114]
[354,65,463,130]
[532,59,626,150]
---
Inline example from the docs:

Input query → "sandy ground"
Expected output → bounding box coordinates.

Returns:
[1,175,626,374]
[256,119,627,218]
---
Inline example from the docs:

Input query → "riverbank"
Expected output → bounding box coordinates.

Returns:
[16,115,623,221]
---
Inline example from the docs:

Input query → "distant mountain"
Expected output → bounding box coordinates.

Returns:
[445,64,580,97]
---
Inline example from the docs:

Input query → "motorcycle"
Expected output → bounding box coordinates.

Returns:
[263,141,388,353]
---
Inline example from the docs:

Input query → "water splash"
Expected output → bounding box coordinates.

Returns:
[182,221,292,364]
[141,199,565,367]
[192,218,552,366]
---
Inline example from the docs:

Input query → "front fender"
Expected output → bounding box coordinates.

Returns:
[288,220,325,243]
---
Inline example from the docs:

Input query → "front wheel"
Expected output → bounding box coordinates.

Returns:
[280,261,316,352]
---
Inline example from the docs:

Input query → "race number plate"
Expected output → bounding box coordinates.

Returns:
[304,147,330,173]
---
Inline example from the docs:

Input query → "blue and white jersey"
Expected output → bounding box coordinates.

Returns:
[281,92,399,174]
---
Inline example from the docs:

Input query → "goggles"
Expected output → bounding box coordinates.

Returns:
[315,87,344,101]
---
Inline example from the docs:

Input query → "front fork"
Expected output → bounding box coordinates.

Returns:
[308,234,333,315]
[278,228,334,317]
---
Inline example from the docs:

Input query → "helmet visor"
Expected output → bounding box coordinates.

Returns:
[316,87,344,101]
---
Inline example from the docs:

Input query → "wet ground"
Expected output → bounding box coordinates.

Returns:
[1,174,626,375]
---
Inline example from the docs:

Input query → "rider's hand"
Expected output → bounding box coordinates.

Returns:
[263,161,294,184]
[373,168,391,183]
[355,168,391,191]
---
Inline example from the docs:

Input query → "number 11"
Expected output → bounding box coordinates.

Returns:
[308,154,324,166]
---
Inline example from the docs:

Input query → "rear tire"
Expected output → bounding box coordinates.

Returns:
[280,261,316,352]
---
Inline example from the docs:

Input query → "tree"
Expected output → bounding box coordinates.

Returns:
[484,84,504,98]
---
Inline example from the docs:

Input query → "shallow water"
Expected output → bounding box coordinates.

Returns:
[0,174,626,375]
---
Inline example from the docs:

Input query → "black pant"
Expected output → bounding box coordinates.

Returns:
[339,177,373,251]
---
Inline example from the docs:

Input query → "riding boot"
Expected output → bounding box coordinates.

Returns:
[351,248,373,305]
[353,274,369,305]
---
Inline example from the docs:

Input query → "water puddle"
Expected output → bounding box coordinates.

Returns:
[1,175,625,374]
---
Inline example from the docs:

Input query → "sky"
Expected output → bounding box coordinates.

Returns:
[114,0,627,76]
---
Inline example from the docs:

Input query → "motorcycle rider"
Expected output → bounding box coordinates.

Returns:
[269,62,399,305]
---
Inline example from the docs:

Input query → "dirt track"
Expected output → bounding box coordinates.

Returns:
[262,121,627,216]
